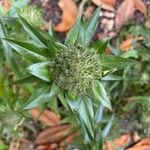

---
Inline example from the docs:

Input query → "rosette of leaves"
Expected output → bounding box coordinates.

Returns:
[2,8,136,149]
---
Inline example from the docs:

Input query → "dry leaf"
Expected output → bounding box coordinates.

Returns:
[35,125,70,145]
[60,132,78,148]
[84,6,96,18]
[115,0,147,31]
[127,139,150,150]
[9,138,33,150]
[31,108,60,126]
[101,0,116,6]
[2,0,11,11]
[91,0,115,11]
[134,0,147,17]
[115,0,135,31]
[54,0,78,32]
[119,35,144,52]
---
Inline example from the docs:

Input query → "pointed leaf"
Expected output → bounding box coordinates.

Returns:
[65,15,81,45]
[102,74,123,81]
[27,62,51,82]
[101,54,137,70]
[3,39,47,62]
[24,83,59,109]
[84,8,100,45]
[19,16,48,46]
[102,115,114,138]
[95,105,104,123]
[90,38,110,54]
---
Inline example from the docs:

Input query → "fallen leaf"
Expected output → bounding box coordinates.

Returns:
[84,6,96,19]
[54,0,78,32]
[127,139,150,150]
[115,0,147,31]
[60,132,78,148]
[119,35,144,51]
[91,0,115,11]
[2,0,11,11]
[134,0,147,17]
[31,108,60,126]
[101,0,116,6]
[115,0,135,31]
[35,124,70,145]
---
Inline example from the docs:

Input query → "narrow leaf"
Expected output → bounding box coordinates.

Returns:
[92,81,112,110]
[90,38,110,54]
[65,15,81,45]
[84,8,100,45]
[27,62,51,82]
[101,54,137,70]
[19,16,48,46]
[102,115,114,138]
[3,39,47,62]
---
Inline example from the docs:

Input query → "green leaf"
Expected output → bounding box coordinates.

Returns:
[121,50,139,58]
[102,115,114,138]
[4,39,49,57]
[78,23,85,46]
[67,96,94,138]
[84,8,100,45]
[19,16,48,46]
[92,81,112,110]
[78,97,94,138]
[95,105,104,123]
[0,19,22,76]
[95,133,103,150]
[0,19,13,62]
[24,83,59,109]
[90,38,110,54]
[3,39,47,62]
[27,61,51,82]
[102,74,123,81]
[65,15,81,45]
[12,75,37,85]
[101,55,137,70]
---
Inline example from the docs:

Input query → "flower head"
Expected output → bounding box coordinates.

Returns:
[53,46,102,95]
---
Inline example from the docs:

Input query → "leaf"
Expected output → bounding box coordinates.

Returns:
[91,0,115,11]
[102,115,114,138]
[84,7,100,45]
[3,39,47,62]
[78,99,94,138]
[95,105,104,123]
[92,81,112,110]
[24,84,59,109]
[0,19,22,76]
[24,84,50,109]
[19,16,48,46]
[0,19,13,62]
[54,0,78,32]
[134,0,147,17]
[90,38,110,54]
[95,132,103,150]
[101,54,137,70]
[115,0,135,31]
[102,74,123,81]
[27,62,51,82]
[65,15,81,45]
[121,50,139,59]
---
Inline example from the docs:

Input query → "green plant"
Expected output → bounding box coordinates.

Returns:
[1,8,136,149]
